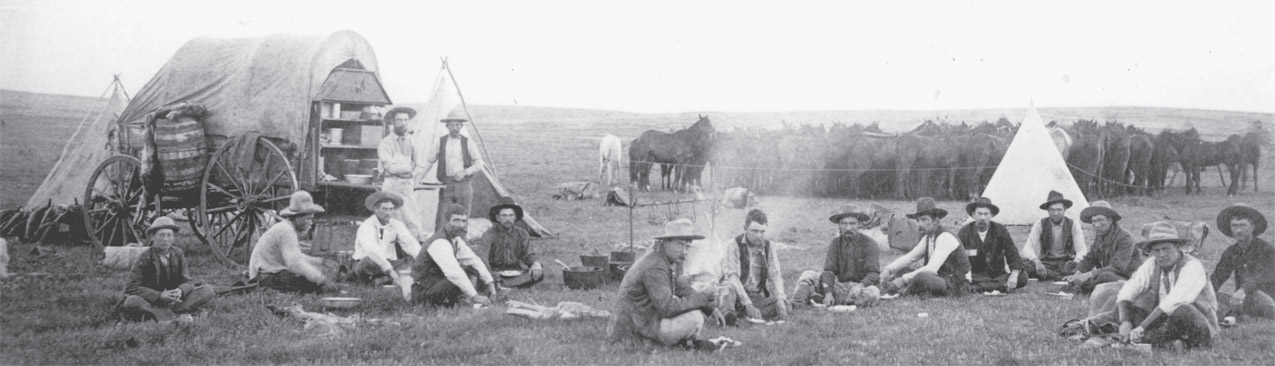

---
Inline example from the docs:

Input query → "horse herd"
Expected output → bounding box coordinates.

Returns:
[617,115,1267,200]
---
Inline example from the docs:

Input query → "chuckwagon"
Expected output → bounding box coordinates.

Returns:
[80,31,397,266]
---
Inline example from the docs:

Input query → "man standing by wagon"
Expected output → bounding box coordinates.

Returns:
[716,209,789,322]
[1021,190,1088,281]
[881,197,971,297]
[1062,201,1141,295]
[482,197,544,289]
[424,110,486,228]
[791,205,881,307]
[1117,222,1219,350]
[957,197,1027,293]
[1210,204,1275,321]
[379,106,427,239]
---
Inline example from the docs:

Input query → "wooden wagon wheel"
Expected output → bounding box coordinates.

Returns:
[81,155,158,248]
[193,136,297,267]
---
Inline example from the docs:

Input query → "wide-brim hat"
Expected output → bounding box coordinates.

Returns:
[1080,200,1120,224]
[964,197,999,216]
[364,191,405,212]
[280,191,325,216]
[146,216,182,235]
[1136,221,1191,251]
[829,204,871,223]
[906,197,948,219]
[1038,190,1074,210]
[653,218,705,241]
[1217,203,1267,238]
[440,109,468,123]
[488,197,525,222]
[383,107,417,124]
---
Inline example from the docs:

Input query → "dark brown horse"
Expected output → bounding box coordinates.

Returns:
[1125,126,1154,195]
[1067,120,1106,198]
[629,115,715,191]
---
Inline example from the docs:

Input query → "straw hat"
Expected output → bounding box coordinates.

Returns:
[1038,190,1074,210]
[280,191,325,216]
[146,216,182,235]
[829,204,871,223]
[905,197,948,219]
[364,191,404,212]
[1136,221,1191,251]
[653,218,705,241]
[488,197,524,222]
[1216,203,1267,238]
[964,197,1000,216]
[440,109,468,123]
[1080,200,1120,224]
[383,107,417,125]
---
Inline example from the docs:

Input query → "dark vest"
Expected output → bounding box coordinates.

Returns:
[923,232,971,279]
[413,231,458,285]
[734,234,770,297]
[437,135,474,182]
[1038,217,1076,260]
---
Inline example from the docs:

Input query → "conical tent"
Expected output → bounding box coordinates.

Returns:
[26,78,130,208]
[981,107,1089,225]
[406,61,552,238]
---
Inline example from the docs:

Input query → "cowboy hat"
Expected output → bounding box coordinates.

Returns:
[488,197,524,222]
[1217,203,1267,238]
[964,197,999,216]
[146,216,182,235]
[1080,200,1120,224]
[440,109,468,123]
[382,107,417,125]
[906,197,948,219]
[653,218,705,241]
[829,204,871,223]
[1038,190,1074,210]
[364,191,405,212]
[280,191,325,216]
[1136,221,1191,251]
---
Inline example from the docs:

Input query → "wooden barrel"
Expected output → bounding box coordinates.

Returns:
[154,116,208,192]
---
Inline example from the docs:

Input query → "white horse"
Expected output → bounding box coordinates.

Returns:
[599,134,623,187]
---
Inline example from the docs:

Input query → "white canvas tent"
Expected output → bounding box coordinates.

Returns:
[981,107,1089,225]
[405,60,551,237]
[26,77,130,208]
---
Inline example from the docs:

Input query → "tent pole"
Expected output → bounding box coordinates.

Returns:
[443,59,500,178]
[628,182,634,255]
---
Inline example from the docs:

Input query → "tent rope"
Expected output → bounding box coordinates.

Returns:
[620,159,1000,172]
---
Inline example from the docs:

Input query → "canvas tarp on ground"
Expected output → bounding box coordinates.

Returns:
[26,80,129,208]
[981,107,1090,225]
[401,62,552,238]
[116,30,379,150]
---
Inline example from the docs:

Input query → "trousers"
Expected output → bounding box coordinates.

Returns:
[1217,290,1275,319]
[119,285,216,321]
[790,270,880,306]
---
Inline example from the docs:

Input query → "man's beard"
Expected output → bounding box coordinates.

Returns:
[976,222,989,232]
[394,126,408,136]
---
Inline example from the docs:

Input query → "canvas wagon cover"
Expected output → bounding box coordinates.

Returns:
[116,30,380,148]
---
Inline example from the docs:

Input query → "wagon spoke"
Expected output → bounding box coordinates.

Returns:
[211,209,250,240]
[258,169,288,197]
[214,160,245,194]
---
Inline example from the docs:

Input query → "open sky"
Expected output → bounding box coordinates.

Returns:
[2,0,1272,114]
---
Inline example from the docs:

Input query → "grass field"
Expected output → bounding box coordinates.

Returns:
[2,89,1274,365]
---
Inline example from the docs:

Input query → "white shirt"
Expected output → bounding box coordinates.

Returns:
[424,135,485,178]
[354,215,422,273]
[426,236,495,297]
[1118,256,1209,314]
[886,232,961,282]
[1021,218,1088,261]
